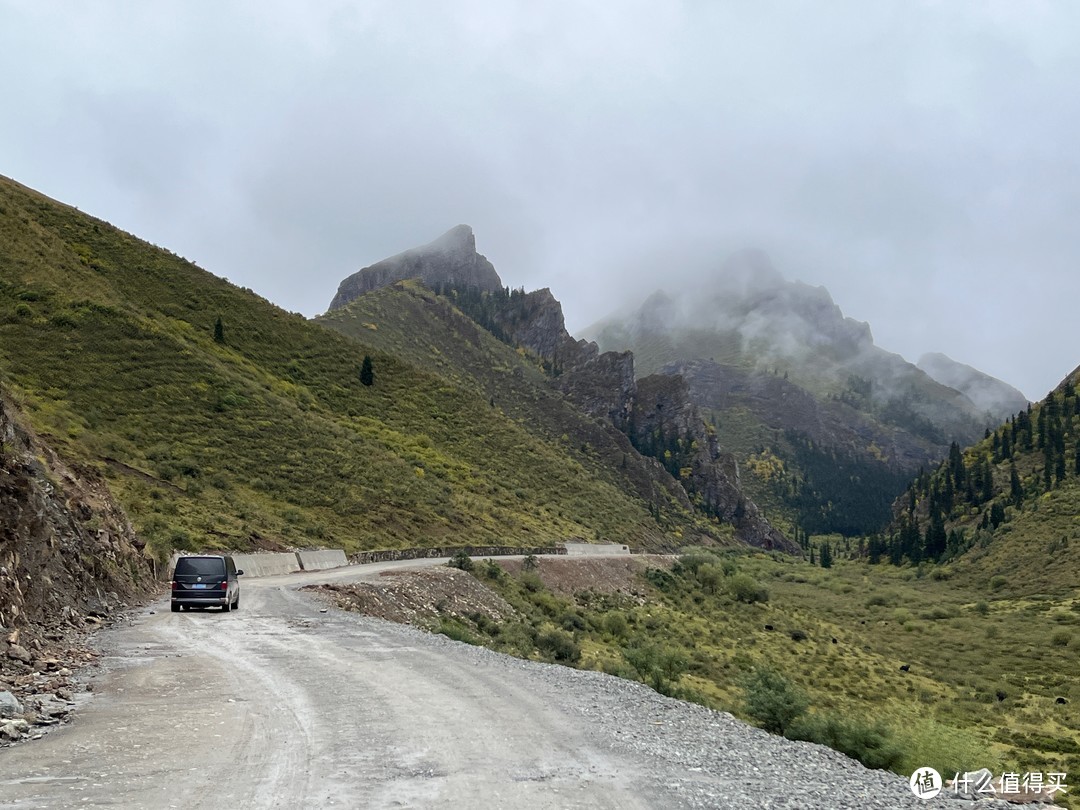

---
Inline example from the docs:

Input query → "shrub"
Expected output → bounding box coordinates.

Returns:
[519,571,543,592]
[696,563,724,595]
[479,559,504,581]
[448,550,474,571]
[496,622,538,655]
[645,567,678,591]
[560,612,586,631]
[729,573,769,604]
[522,554,538,572]
[741,668,808,735]
[787,713,904,772]
[603,611,630,639]
[1051,630,1071,647]
[789,629,808,642]
[537,630,581,663]
[435,618,477,644]
[676,552,720,575]
[865,592,897,608]
[624,643,688,692]
[973,601,990,616]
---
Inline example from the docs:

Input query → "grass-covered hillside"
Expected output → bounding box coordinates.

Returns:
[0,175,699,561]
[879,369,1080,594]
[317,281,717,543]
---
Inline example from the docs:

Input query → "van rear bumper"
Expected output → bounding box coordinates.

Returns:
[171,596,228,607]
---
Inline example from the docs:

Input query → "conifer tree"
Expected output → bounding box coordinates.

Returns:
[1010,463,1023,508]
[213,316,224,344]
[925,513,947,560]
[981,457,993,503]
[819,542,833,568]
[360,355,374,387]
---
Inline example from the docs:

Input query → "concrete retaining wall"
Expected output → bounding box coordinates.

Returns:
[296,549,348,571]
[563,542,630,556]
[231,552,301,578]
[349,545,566,566]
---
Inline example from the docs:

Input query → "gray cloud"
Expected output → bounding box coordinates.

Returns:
[2,0,1078,400]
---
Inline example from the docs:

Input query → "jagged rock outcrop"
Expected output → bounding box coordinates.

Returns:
[0,388,154,653]
[329,225,503,311]
[558,349,637,431]
[918,352,1029,422]
[490,287,588,365]
[629,375,798,553]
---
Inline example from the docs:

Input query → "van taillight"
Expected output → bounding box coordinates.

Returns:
[171,581,179,590]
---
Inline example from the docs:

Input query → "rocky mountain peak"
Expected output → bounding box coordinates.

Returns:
[328,225,504,311]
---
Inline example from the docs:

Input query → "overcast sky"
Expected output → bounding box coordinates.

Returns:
[2,1,1078,400]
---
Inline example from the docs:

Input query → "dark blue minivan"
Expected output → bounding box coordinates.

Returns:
[170,555,243,612]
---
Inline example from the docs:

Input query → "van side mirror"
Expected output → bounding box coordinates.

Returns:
[236,570,244,576]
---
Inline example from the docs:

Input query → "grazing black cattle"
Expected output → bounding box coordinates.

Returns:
[899,664,910,672]
[1056,697,1068,705]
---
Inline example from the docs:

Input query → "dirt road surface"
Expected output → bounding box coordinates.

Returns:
[0,559,658,809]
[0,559,968,809]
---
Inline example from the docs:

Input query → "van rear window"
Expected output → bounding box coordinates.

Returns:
[174,558,226,577]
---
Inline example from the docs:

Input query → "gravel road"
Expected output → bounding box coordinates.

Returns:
[0,560,998,809]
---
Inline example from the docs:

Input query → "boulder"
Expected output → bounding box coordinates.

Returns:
[6,644,31,664]
[0,690,22,718]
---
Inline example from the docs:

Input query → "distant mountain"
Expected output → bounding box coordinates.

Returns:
[320,230,796,553]
[918,352,1029,419]
[587,251,1003,538]
[879,366,1080,594]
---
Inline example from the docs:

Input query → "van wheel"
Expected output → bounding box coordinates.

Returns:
[171,603,180,613]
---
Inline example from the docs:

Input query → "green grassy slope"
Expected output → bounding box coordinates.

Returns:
[315,281,721,546]
[420,552,1079,792]
[0,176,682,559]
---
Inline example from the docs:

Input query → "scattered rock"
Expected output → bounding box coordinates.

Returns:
[6,644,32,664]
[0,690,22,718]
[1,719,28,740]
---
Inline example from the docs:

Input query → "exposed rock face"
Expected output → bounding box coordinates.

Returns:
[629,375,798,554]
[559,349,637,431]
[0,388,154,661]
[328,225,503,311]
[491,288,586,363]
[918,352,1029,422]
